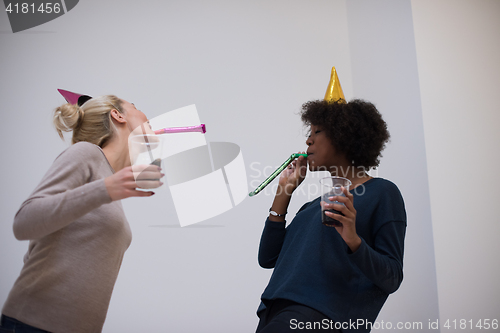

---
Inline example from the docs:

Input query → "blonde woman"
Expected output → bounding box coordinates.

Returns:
[1,92,163,333]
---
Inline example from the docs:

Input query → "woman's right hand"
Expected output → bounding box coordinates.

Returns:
[104,165,164,201]
[268,153,307,222]
[277,152,307,196]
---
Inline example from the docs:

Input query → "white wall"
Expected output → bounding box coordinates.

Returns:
[412,0,500,328]
[345,2,439,331]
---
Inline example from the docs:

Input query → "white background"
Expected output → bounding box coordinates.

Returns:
[0,1,498,332]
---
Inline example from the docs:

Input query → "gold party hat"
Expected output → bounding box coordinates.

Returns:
[324,66,345,103]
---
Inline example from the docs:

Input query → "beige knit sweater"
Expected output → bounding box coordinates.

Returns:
[2,142,132,333]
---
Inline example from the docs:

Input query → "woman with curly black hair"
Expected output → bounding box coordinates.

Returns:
[255,96,406,333]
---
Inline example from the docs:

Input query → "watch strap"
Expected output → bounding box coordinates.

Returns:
[269,208,287,217]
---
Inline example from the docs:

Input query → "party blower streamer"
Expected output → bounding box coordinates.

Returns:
[147,124,205,166]
[249,153,307,197]
[154,124,206,135]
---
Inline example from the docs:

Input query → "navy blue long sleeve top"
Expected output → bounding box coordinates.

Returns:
[257,178,406,332]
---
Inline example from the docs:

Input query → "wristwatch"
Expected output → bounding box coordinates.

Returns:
[269,208,287,217]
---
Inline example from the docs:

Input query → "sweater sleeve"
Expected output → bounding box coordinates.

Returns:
[258,201,313,268]
[13,143,112,240]
[258,219,286,268]
[348,220,406,294]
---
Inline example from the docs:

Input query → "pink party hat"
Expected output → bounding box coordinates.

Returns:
[57,89,92,106]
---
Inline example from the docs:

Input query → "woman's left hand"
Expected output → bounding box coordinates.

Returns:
[324,186,362,252]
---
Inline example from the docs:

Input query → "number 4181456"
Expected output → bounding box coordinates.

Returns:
[444,319,498,330]
[5,3,61,14]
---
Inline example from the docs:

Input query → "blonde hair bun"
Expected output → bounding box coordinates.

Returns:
[53,103,83,139]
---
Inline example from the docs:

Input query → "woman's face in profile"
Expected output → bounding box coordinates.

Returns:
[121,100,150,134]
[306,124,345,172]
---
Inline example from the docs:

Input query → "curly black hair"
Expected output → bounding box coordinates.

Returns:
[300,99,390,169]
